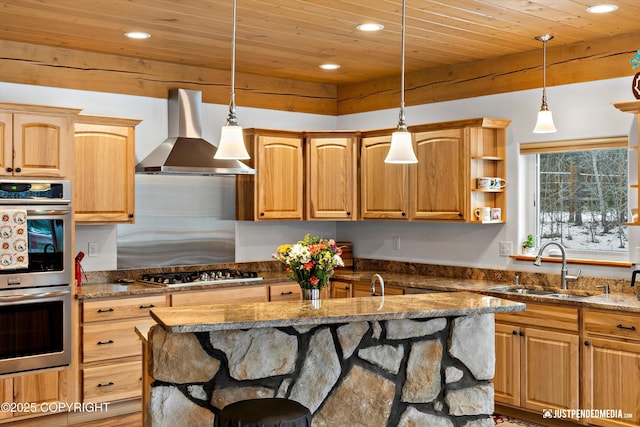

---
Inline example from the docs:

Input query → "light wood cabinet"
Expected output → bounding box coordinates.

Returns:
[352,281,404,297]
[0,379,11,420]
[360,118,509,222]
[494,302,579,414]
[170,285,267,306]
[410,128,466,220]
[269,282,302,301]
[360,132,410,220]
[331,280,352,298]
[305,132,358,220]
[613,100,640,225]
[12,371,68,416]
[74,115,140,224]
[80,294,166,403]
[582,309,640,426]
[0,103,80,178]
[237,129,304,220]
[0,369,69,420]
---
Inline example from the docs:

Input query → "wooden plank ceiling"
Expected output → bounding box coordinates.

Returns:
[1,0,639,86]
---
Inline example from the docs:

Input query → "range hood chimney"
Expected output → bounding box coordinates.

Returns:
[136,89,255,175]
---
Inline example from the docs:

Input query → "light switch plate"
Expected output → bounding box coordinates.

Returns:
[499,241,512,257]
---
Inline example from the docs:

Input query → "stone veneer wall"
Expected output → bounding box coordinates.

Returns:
[148,313,496,427]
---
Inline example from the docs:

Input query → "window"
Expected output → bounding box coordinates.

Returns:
[521,137,629,257]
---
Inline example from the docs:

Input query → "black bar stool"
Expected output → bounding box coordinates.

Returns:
[218,398,311,427]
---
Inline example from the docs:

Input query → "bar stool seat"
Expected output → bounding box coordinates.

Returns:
[218,398,311,427]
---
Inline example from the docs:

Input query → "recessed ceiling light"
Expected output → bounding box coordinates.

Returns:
[319,64,341,70]
[124,31,151,39]
[356,23,384,32]
[586,4,619,13]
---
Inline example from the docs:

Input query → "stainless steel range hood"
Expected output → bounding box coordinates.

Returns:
[136,89,255,175]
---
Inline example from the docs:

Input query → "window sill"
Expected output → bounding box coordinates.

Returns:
[509,255,633,268]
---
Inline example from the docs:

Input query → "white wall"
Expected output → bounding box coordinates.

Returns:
[1,78,637,279]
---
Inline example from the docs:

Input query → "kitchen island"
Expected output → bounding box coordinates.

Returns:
[141,291,524,427]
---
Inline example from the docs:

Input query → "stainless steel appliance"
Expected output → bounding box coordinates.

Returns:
[138,269,262,287]
[0,180,72,374]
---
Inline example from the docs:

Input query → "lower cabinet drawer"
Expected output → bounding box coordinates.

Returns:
[83,361,141,403]
[584,309,640,340]
[83,319,143,363]
[269,283,302,301]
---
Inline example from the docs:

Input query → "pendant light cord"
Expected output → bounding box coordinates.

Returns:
[397,0,407,131]
[537,34,552,111]
[227,0,238,126]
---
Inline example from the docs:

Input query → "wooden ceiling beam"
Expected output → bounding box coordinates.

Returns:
[337,31,640,115]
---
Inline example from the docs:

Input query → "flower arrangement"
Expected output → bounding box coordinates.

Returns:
[273,234,344,290]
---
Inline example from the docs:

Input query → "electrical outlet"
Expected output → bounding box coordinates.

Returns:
[88,242,98,257]
[392,236,401,250]
[499,241,512,257]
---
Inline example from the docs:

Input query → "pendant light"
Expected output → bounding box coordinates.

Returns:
[533,34,557,133]
[385,0,418,164]
[215,0,251,160]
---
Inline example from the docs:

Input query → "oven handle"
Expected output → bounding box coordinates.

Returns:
[0,289,70,302]
[26,209,71,216]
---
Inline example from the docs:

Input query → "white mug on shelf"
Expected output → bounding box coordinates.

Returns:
[474,207,491,222]
[491,178,506,189]
[476,177,492,189]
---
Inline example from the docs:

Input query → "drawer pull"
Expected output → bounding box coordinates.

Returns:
[97,339,114,345]
[281,291,293,295]
[97,382,114,388]
[139,304,155,309]
[97,308,114,313]
[616,324,636,331]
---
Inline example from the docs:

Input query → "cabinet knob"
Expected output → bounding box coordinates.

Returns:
[15,168,21,173]
[458,212,463,217]
[519,331,525,337]
[584,341,591,346]
[512,330,518,335]
[346,211,351,216]
[6,168,12,173]
[401,212,406,217]
[128,213,134,218]
[260,212,265,216]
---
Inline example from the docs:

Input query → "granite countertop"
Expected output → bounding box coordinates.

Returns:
[149,291,525,333]
[77,269,640,313]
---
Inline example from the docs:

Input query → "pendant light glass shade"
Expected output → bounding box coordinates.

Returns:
[214,0,251,160]
[533,34,557,134]
[384,0,417,164]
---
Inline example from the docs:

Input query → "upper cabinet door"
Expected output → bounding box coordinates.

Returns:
[306,133,358,220]
[257,134,304,220]
[410,128,467,221]
[360,134,410,220]
[0,113,12,177]
[74,116,139,224]
[12,113,73,177]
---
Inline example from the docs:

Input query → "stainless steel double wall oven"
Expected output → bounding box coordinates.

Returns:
[0,180,72,374]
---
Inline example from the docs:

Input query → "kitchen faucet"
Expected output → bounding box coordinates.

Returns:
[371,274,385,297]
[533,242,580,290]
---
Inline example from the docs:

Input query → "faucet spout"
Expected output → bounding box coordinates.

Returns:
[533,242,579,290]
[371,274,385,297]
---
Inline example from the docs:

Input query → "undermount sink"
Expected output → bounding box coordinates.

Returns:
[488,286,592,299]
[488,286,553,295]
[545,293,590,299]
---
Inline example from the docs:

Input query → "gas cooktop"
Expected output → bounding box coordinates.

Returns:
[137,269,262,287]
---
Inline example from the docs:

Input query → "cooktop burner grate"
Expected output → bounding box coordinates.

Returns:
[137,269,262,286]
